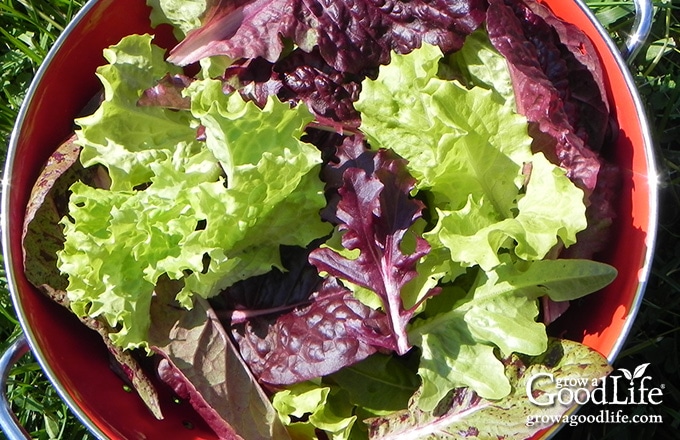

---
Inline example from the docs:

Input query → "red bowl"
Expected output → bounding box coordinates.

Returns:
[2,0,658,438]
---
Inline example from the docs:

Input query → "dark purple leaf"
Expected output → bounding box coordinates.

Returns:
[274,48,363,126]
[148,280,290,440]
[211,244,323,323]
[523,0,613,152]
[231,278,394,385]
[309,149,434,355]
[168,0,486,75]
[486,0,607,193]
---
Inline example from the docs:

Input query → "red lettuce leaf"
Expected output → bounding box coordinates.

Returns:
[148,281,290,440]
[309,149,435,355]
[486,0,607,193]
[231,278,394,385]
[168,0,486,75]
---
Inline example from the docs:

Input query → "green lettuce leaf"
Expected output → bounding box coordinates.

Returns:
[428,153,587,270]
[356,42,530,210]
[58,35,331,350]
[75,34,198,191]
[356,42,586,271]
[408,257,617,410]
[272,382,357,440]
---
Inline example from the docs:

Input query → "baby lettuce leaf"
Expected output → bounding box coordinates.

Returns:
[58,35,331,350]
[272,381,357,440]
[309,149,434,355]
[407,257,617,411]
[165,0,487,75]
[366,338,612,439]
[148,281,290,440]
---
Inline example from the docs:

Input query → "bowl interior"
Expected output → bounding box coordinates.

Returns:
[2,0,656,438]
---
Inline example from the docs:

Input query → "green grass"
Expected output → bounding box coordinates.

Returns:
[1,0,679,439]
[1,3,90,438]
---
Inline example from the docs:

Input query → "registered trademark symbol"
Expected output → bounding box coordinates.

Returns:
[661,384,666,389]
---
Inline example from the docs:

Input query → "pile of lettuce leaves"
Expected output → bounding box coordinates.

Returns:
[23,0,624,438]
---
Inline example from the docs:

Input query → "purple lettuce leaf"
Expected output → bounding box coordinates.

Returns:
[148,279,290,440]
[309,148,435,355]
[167,0,487,75]
[231,278,394,385]
[486,0,605,193]
[523,0,613,152]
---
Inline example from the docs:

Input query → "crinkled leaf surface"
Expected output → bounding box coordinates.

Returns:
[74,34,197,191]
[366,338,612,439]
[429,153,587,270]
[58,35,330,350]
[166,0,486,75]
[232,279,393,385]
[356,42,531,204]
[356,43,587,271]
